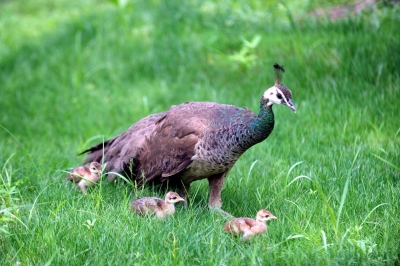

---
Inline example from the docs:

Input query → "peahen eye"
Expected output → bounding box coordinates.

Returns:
[171,196,177,200]
[277,93,282,99]
[265,214,269,218]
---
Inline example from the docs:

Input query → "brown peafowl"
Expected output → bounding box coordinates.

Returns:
[80,64,296,214]
[67,161,102,195]
[130,191,185,219]
[223,209,277,240]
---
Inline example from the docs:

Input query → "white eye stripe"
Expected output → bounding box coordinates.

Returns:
[276,88,290,105]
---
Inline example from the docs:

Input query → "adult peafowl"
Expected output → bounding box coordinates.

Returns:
[80,64,296,214]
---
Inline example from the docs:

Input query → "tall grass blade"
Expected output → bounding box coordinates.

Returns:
[336,176,350,237]
[314,180,337,237]
[360,203,389,226]
[287,161,304,177]
[320,229,328,254]
[247,160,258,179]
[371,153,400,171]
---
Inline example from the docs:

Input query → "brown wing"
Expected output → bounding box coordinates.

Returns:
[67,166,90,182]
[82,113,164,174]
[136,105,206,182]
[241,218,258,228]
[81,102,256,183]
[130,197,165,214]
[224,217,254,233]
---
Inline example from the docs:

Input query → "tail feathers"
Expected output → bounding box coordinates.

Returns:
[83,150,104,165]
[79,139,114,164]
[79,139,112,155]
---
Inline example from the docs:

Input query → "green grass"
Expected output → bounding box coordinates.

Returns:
[1,0,399,265]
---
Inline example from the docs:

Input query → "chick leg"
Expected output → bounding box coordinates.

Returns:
[242,230,253,241]
[78,180,88,195]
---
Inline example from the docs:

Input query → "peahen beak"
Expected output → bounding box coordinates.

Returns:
[287,99,296,113]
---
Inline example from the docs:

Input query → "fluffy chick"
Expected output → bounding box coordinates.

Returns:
[130,191,185,219]
[223,209,277,240]
[67,162,102,195]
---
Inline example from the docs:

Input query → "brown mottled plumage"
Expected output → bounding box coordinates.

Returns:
[224,209,277,240]
[130,191,184,219]
[67,162,102,195]
[80,64,295,214]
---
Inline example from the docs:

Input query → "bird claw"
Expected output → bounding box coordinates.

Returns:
[209,206,234,218]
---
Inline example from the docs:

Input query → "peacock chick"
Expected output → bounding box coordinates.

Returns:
[67,162,102,195]
[130,191,185,219]
[223,209,277,241]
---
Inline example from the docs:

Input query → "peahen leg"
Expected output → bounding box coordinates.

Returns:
[208,173,225,208]
[208,172,233,217]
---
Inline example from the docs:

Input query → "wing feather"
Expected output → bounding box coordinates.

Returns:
[81,102,257,183]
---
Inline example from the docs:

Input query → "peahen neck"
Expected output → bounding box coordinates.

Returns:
[241,99,275,150]
[206,100,276,157]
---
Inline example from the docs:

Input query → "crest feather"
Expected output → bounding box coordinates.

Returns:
[273,63,285,84]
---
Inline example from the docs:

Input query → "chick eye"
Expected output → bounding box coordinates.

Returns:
[265,214,269,218]
[277,93,282,100]
[171,197,177,200]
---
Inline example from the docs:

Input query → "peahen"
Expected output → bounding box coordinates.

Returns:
[80,64,296,213]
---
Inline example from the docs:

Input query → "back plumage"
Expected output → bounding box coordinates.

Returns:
[80,64,296,214]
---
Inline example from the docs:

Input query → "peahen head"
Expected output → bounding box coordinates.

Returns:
[262,64,296,112]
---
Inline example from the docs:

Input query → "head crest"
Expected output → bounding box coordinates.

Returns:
[273,63,285,84]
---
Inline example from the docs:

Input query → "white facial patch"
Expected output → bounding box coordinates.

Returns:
[262,85,296,112]
[262,86,276,99]
[263,86,288,104]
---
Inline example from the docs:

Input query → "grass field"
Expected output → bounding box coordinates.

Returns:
[1,0,399,265]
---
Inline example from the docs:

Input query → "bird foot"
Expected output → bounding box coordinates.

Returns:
[209,206,234,218]
[107,173,116,182]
